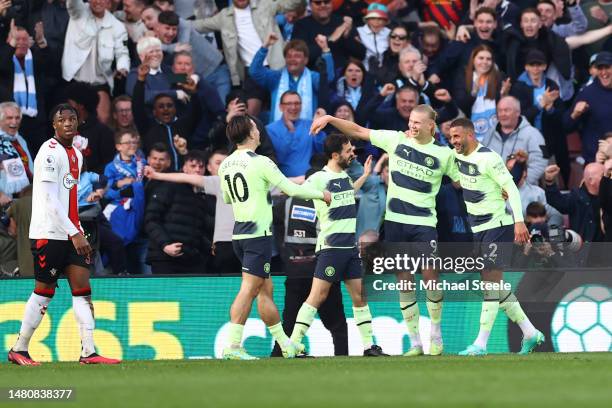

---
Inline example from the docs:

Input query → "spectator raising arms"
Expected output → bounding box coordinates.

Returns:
[564,52,612,164]
[292,0,366,71]
[0,22,49,156]
[62,0,130,124]
[249,34,334,123]
[132,55,200,171]
[194,0,304,116]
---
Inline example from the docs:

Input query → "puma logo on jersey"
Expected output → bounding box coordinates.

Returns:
[333,182,341,189]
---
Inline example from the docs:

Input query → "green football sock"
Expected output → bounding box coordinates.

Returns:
[499,290,526,323]
[399,291,422,347]
[290,303,317,345]
[227,323,244,348]
[268,322,291,350]
[426,289,443,339]
[353,305,374,349]
[499,290,537,338]
[474,289,499,348]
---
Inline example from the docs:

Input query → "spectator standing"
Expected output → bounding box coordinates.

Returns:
[0,22,49,155]
[170,51,225,149]
[394,46,437,100]
[250,34,334,123]
[208,90,277,160]
[64,82,116,175]
[126,36,176,105]
[329,59,377,121]
[545,163,605,243]
[511,49,568,185]
[110,95,137,134]
[266,91,327,178]
[132,59,200,170]
[103,130,147,206]
[482,96,547,184]
[144,149,242,274]
[154,10,230,102]
[507,150,563,226]
[114,0,147,43]
[292,0,366,71]
[0,102,33,201]
[453,44,511,141]
[564,51,612,164]
[194,0,304,116]
[371,24,412,86]
[430,8,503,88]
[357,3,391,70]
[62,0,130,124]
[145,151,214,274]
[537,0,587,37]
[364,84,417,131]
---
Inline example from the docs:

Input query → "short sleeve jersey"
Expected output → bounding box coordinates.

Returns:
[454,144,514,232]
[218,149,292,240]
[370,130,459,227]
[29,138,83,240]
[306,167,356,252]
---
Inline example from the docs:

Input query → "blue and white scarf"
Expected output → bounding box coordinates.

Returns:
[470,76,497,142]
[0,131,31,194]
[13,50,38,118]
[112,152,145,181]
[336,78,362,110]
[272,68,313,122]
[518,71,547,131]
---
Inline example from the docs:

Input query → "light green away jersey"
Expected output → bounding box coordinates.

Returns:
[370,130,459,227]
[454,144,524,233]
[219,149,325,240]
[306,166,356,252]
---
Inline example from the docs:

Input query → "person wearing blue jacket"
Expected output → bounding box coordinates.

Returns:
[249,33,334,123]
[104,130,147,206]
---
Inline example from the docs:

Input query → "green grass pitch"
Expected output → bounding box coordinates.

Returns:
[1,353,611,408]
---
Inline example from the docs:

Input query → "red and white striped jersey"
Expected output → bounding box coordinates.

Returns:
[29,138,83,240]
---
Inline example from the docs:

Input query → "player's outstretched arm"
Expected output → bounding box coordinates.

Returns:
[261,157,327,202]
[144,166,205,189]
[310,115,371,141]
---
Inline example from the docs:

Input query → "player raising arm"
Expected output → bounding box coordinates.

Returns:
[314,106,460,357]
[449,118,543,356]
[8,104,120,366]
[290,134,387,357]
[218,115,331,360]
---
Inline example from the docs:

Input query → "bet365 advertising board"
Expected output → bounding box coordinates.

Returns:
[0,274,610,362]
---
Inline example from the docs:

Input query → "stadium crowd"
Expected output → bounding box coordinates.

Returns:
[0,0,611,277]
